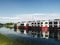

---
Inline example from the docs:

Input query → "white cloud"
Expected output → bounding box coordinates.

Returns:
[0,13,60,23]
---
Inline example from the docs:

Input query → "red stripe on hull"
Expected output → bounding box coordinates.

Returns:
[42,26,49,32]
[14,26,49,32]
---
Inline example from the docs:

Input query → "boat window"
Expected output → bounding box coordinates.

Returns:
[45,22,48,24]
[38,23,40,24]
[20,24,24,26]
[54,22,58,24]
[41,22,43,24]
[35,23,36,24]
[32,23,33,24]
[49,22,52,24]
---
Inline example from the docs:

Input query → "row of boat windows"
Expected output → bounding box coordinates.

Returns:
[20,22,60,26]
[31,22,49,24]
[20,24,60,27]
[21,25,60,27]
[20,22,59,26]
[49,22,58,24]
[31,22,58,24]
[20,22,58,25]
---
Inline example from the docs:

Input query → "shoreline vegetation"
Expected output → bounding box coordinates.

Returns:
[0,33,48,45]
[0,23,14,28]
[0,33,29,45]
[0,33,36,45]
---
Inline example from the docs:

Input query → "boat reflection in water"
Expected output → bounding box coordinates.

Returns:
[14,28,60,41]
[13,19,60,41]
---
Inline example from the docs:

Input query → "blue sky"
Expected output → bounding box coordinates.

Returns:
[0,0,60,16]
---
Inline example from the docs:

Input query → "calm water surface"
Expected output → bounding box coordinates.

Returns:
[0,27,60,45]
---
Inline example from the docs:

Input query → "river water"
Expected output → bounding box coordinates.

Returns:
[0,27,60,45]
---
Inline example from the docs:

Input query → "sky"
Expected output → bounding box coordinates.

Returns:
[0,0,60,23]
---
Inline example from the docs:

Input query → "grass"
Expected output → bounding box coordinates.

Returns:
[0,34,12,45]
[0,34,38,45]
[0,34,49,45]
[0,34,26,45]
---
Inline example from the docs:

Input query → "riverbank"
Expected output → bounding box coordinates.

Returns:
[0,33,49,45]
[0,34,42,45]
[0,34,29,45]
